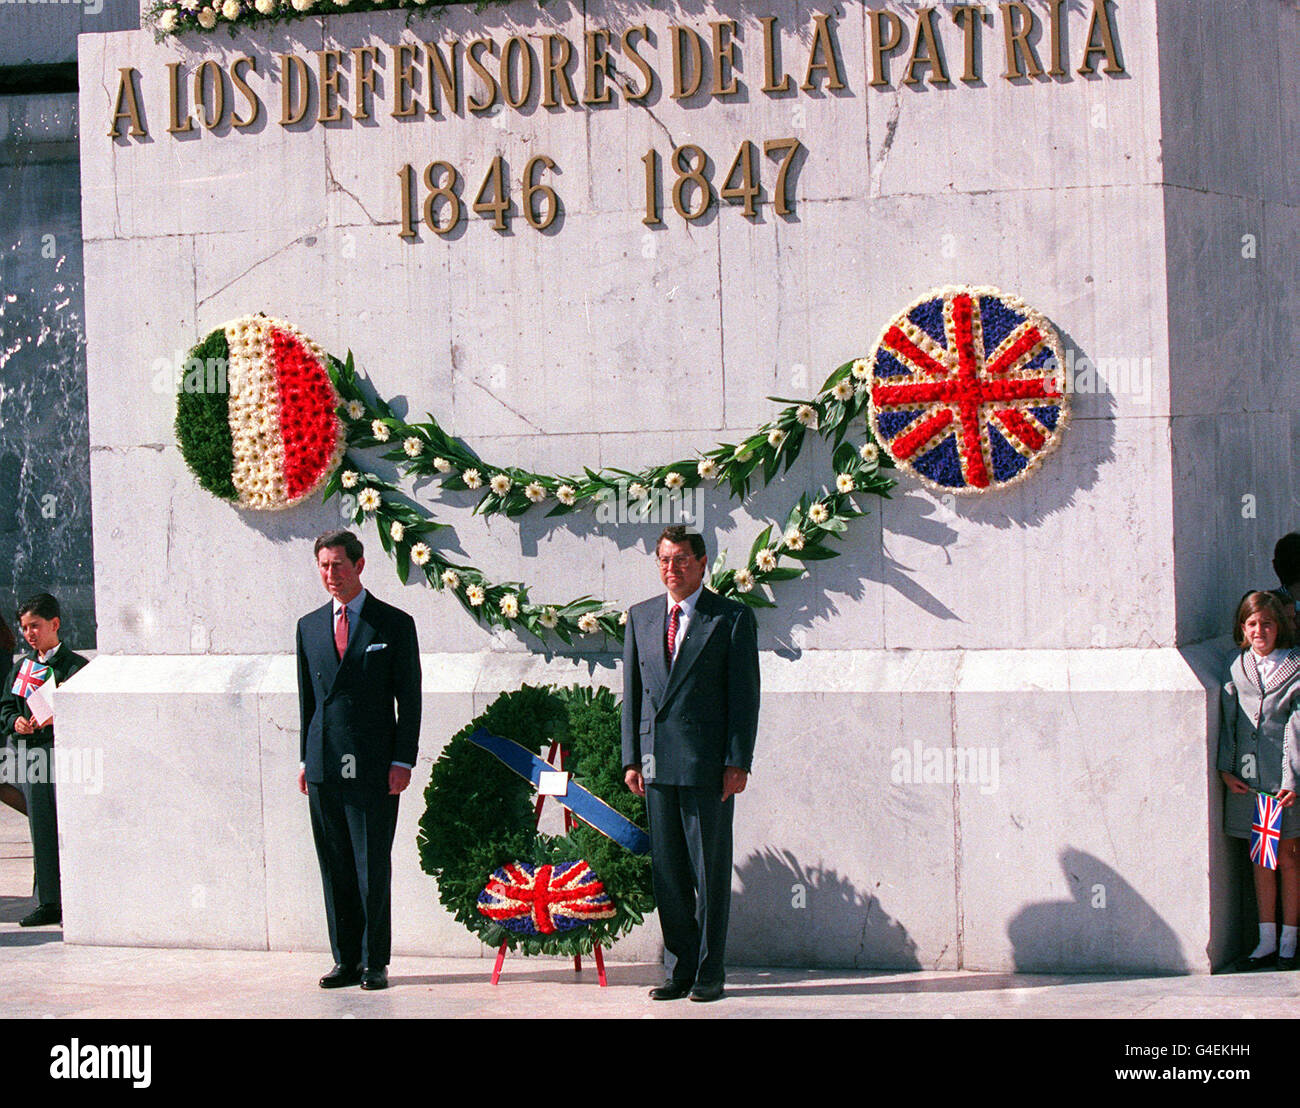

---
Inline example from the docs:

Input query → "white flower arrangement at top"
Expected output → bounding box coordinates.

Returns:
[147,0,498,37]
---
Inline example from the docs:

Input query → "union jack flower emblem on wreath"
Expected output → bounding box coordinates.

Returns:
[476,859,617,935]
[1251,792,1284,870]
[11,658,50,699]
[866,286,1069,493]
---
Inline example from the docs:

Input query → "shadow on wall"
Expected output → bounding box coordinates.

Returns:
[1006,847,1188,974]
[729,845,920,970]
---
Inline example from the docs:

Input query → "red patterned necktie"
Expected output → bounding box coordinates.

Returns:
[335,605,349,659]
[666,604,681,662]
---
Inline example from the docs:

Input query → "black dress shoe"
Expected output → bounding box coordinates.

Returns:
[1278,953,1297,971]
[319,964,363,989]
[1239,951,1277,971]
[689,983,725,1003]
[648,980,692,1000]
[18,905,60,927]
[360,966,388,991]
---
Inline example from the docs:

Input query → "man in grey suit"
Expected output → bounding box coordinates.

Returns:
[622,525,760,1002]
[297,530,421,991]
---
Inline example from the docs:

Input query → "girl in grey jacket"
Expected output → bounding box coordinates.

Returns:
[1218,590,1300,970]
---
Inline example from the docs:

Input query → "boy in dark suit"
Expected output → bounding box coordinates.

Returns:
[0,593,89,927]
[296,531,421,990]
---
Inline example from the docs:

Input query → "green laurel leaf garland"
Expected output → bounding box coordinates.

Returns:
[325,351,895,642]
[174,328,237,501]
[417,684,653,957]
[330,351,894,518]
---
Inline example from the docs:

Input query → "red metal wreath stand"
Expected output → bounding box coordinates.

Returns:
[489,738,608,987]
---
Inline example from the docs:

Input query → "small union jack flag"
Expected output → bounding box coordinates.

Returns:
[1251,792,1284,870]
[11,658,50,700]
[477,860,616,935]
[868,288,1066,492]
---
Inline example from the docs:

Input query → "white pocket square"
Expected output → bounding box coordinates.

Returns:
[365,643,388,653]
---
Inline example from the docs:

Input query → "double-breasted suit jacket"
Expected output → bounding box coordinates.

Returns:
[296,591,421,968]
[1217,647,1300,838]
[621,587,760,987]
[297,593,421,799]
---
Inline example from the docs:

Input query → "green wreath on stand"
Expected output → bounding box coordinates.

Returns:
[417,685,654,957]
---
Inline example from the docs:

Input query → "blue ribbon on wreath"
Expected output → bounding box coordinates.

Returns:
[467,727,651,855]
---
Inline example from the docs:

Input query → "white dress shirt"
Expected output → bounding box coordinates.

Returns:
[1254,647,1289,685]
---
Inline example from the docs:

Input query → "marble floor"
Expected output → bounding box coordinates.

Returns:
[1,805,1296,1019]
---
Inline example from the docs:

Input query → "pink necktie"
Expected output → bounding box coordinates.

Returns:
[335,605,349,659]
[666,604,681,661]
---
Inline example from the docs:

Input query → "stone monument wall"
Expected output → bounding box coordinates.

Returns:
[57,0,1299,972]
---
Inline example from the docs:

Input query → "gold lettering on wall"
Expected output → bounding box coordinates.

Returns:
[425,40,460,116]
[166,61,193,134]
[868,11,903,88]
[801,13,845,91]
[392,42,420,118]
[353,46,378,120]
[108,66,146,138]
[620,25,654,101]
[230,56,261,129]
[1078,0,1125,75]
[122,3,1131,175]
[1045,0,1067,76]
[670,25,704,99]
[466,37,500,112]
[279,52,310,125]
[1000,1,1044,79]
[710,20,739,97]
[583,29,613,104]
[316,49,344,123]
[759,15,791,93]
[194,59,225,130]
[502,36,536,109]
[951,5,988,83]
[904,7,950,86]
[538,33,578,108]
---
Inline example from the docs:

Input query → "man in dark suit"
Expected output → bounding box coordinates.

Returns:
[0,593,89,927]
[297,530,421,990]
[622,525,760,1002]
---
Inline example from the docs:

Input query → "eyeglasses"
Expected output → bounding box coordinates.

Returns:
[657,555,699,569]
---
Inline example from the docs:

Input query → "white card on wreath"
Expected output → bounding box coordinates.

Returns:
[537,771,570,796]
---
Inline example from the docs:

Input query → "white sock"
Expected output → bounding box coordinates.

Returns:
[1250,923,1278,959]
[1281,925,1298,958]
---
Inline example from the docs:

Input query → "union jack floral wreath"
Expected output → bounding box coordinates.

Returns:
[417,684,654,957]
[865,285,1069,494]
